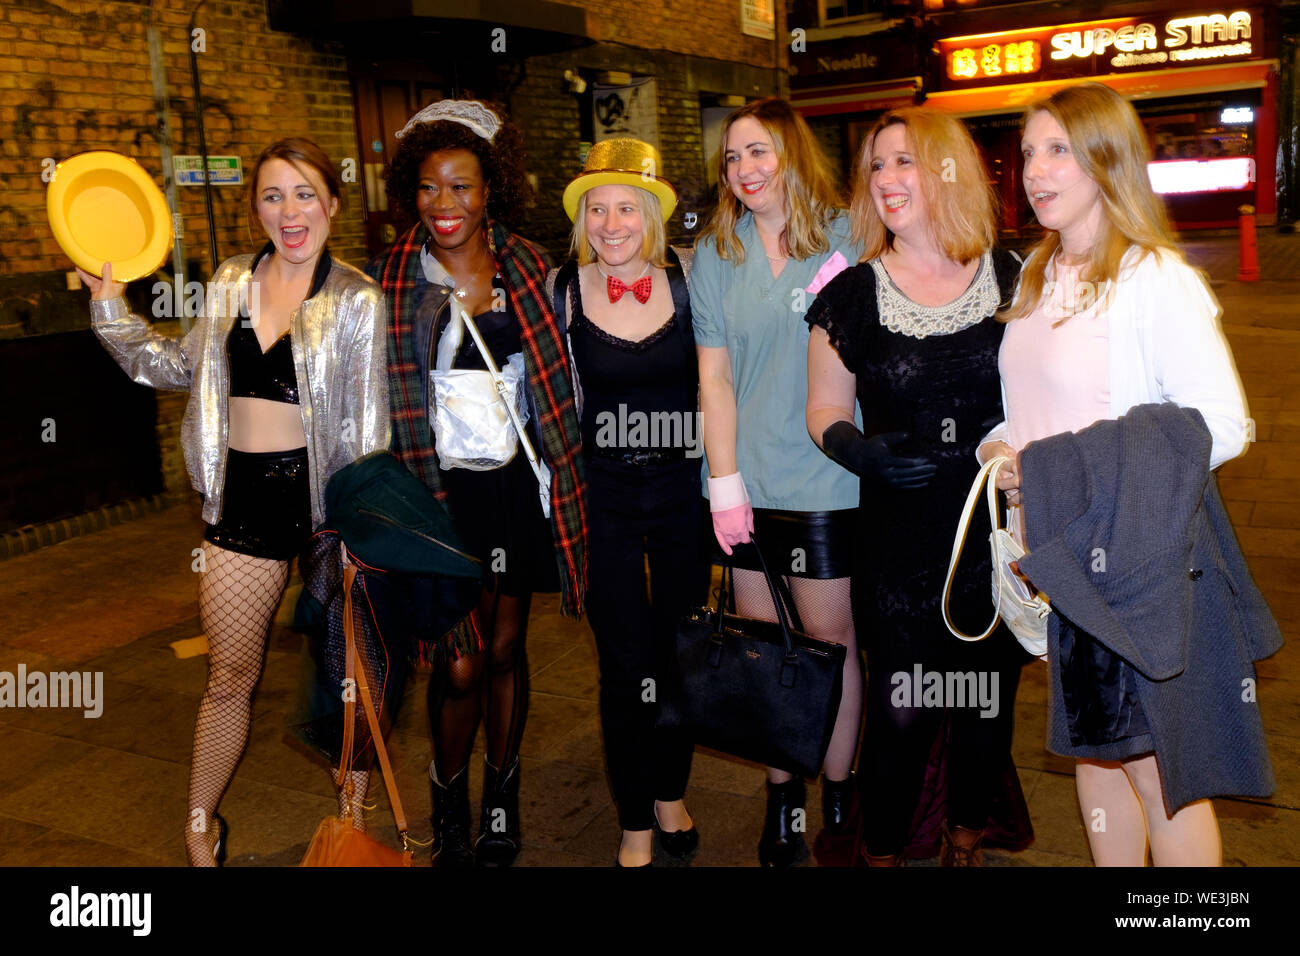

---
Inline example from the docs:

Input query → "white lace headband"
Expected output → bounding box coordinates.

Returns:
[395,100,501,142]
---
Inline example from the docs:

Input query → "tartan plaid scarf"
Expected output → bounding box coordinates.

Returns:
[368,220,588,617]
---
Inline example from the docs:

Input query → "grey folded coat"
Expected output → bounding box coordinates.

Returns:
[1019,402,1281,812]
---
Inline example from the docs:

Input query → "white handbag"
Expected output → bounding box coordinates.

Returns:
[942,455,1050,659]
[429,302,552,518]
[431,353,528,471]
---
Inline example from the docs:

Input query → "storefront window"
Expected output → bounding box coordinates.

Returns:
[1141,93,1257,161]
[820,0,880,24]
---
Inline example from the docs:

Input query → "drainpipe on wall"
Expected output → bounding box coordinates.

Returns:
[147,0,188,331]
[189,0,219,271]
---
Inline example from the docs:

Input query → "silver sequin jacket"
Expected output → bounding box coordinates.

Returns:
[90,251,391,527]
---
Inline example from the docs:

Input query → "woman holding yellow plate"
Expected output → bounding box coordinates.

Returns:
[75,138,389,866]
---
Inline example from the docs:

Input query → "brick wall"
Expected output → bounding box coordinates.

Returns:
[0,0,368,522]
[0,0,784,526]
[0,0,366,298]
[0,0,784,319]
[506,44,784,257]
[558,0,786,70]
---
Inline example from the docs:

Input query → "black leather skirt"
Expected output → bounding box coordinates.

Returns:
[710,505,857,579]
[204,447,312,561]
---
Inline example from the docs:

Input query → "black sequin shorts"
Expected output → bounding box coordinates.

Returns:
[203,447,312,561]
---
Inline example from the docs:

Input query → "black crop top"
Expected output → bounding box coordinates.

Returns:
[226,241,327,405]
[228,318,300,404]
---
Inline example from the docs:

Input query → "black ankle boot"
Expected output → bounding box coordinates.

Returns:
[430,763,474,868]
[758,778,807,867]
[812,774,859,867]
[475,756,521,867]
[821,774,856,835]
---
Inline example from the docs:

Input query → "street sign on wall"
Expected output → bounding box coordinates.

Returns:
[741,0,775,40]
[173,156,243,186]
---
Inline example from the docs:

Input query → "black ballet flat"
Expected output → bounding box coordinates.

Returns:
[212,813,228,867]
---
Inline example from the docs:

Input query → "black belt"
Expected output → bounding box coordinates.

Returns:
[589,446,690,467]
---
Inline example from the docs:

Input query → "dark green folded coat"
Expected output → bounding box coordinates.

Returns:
[293,451,482,765]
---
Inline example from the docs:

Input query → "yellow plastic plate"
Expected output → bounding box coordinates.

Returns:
[46,150,173,282]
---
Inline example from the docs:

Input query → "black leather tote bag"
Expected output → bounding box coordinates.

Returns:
[658,533,846,777]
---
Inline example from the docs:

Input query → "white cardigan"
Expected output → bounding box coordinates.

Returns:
[983,247,1250,469]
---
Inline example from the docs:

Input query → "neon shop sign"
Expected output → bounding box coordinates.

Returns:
[1051,11,1253,66]
[944,11,1256,81]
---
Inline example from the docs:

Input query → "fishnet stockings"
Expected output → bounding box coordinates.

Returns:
[731,570,861,785]
[335,770,370,832]
[186,541,287,866]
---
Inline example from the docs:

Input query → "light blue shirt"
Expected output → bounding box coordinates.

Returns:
[692,211,861,511]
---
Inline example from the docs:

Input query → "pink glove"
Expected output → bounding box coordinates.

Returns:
[712,504,754,556]
[708,472,753,555]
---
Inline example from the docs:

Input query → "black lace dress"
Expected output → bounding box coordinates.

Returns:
[805,248,1032,855]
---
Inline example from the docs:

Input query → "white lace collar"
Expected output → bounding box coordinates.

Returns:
[871,251,999,339]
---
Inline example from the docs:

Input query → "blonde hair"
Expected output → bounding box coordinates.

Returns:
[698,97,843,263]
[568,186,668,268]
[849,108,997,264]
[1005,81,1181,321]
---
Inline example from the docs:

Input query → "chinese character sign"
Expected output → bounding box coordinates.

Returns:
[947,41,1041,81]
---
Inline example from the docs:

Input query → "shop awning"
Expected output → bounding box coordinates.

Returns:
[922,61,1276,117]
[791,78,923,117]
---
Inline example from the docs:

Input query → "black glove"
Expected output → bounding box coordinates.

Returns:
[821,422,938,490]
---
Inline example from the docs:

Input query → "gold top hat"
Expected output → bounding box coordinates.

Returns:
[563,138,677,222]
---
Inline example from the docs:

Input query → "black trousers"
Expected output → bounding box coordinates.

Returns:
[585,455,710,831]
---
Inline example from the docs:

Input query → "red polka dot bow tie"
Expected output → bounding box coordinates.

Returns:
[606,274,653,304]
